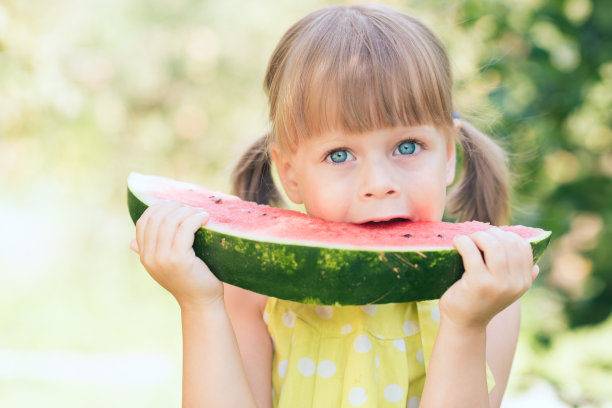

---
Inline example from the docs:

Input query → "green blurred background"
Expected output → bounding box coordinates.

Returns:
[1,0,611,406]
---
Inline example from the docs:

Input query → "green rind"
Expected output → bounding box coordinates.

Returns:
[128,188,551,305]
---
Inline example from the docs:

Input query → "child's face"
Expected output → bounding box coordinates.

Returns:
[273,125,457,224]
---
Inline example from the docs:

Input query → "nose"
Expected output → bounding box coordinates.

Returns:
[358,160,401,200]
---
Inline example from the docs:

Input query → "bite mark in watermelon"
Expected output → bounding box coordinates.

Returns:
[127,173,551,305]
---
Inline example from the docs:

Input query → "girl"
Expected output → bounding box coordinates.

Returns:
[132,4,538,407]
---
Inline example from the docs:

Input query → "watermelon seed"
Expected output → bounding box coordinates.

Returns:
[403,234,413,238]
[208,195,215,198]
[437,234,443,238]
[214,198,222,203]
[262,213,267,216]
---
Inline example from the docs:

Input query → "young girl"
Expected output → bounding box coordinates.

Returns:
[131,4,538,407]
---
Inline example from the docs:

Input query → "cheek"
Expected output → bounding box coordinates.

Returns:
[409,166,449,220]
[301,178,350,221]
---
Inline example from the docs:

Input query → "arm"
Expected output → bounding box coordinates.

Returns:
[181,297,258,408]
[486,300,521,406]
[420,228,535,408]
[133,202,260,407]
[223,284,273,408]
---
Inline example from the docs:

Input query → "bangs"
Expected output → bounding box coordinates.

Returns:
[269,5,454,152]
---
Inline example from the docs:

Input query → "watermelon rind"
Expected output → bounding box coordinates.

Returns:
[127,179,552,305]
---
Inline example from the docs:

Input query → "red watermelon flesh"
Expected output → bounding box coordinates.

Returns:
[130,173,549,250]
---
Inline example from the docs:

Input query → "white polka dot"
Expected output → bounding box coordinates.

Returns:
[376,356,380,368]
[431,305,440,323]
[282,311,296,328]
[316,305,334,319]
[354,334,372,353]
[393,338,406,352]
[278,359,288,378]
[263,312,270,325]
[402,320,420,336]
[297,357,316,376]
[348,386,367,406]
[384,384,403,403]
[416,348,425,365]
[360,304,378,315]
[317,360,336,378]
[341,324,353,335]
[407,396,420,408]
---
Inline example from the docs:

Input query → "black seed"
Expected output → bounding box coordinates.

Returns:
[262,213,267,216]
[214,198,222,203]
[403,234,413,238]
[437,234,443,238]
[208,195,215,198]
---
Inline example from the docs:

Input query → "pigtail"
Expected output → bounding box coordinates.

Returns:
[230,132,284,207]
[447,119,510,225]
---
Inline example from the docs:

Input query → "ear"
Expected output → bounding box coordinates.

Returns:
[445,119,460,186]
[270,144,303,204]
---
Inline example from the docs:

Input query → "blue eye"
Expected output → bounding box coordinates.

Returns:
[328,150,350,163]
[395,141,418,155]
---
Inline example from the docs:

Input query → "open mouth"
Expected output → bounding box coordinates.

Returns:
[358,217,412,226]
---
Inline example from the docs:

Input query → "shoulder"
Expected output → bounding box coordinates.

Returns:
[223,283,268,318]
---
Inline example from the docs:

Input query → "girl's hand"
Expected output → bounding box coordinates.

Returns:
[439,227,539,331]
[131,201,224,308]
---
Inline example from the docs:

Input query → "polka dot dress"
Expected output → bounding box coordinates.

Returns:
[264,298,494,407]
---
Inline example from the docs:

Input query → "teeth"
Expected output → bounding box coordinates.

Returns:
[363,218,410,224]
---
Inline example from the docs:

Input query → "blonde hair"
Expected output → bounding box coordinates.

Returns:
[231,4,509,224]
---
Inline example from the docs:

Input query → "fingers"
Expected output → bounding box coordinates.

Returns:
[134,202,208,267]
[138,202,182,265]
[468,230,509,277]
[461,228,534,296]
[172,211,209,255]
[489,228,533,285]
[453,234,488,278]
[156,205,207,257]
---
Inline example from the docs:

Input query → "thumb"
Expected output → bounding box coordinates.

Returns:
[130,238,139,253]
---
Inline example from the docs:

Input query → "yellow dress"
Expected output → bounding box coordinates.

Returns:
[264,298,494,407]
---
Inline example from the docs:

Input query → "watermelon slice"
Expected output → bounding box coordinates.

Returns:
[127,173,551,305]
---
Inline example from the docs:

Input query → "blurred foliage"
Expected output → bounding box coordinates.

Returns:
[456,0,612,332]
[0,0,611,406]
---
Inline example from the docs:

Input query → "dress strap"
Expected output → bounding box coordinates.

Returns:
[415,300,441,374]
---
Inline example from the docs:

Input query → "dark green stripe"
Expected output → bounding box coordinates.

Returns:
[128,187,551,305]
